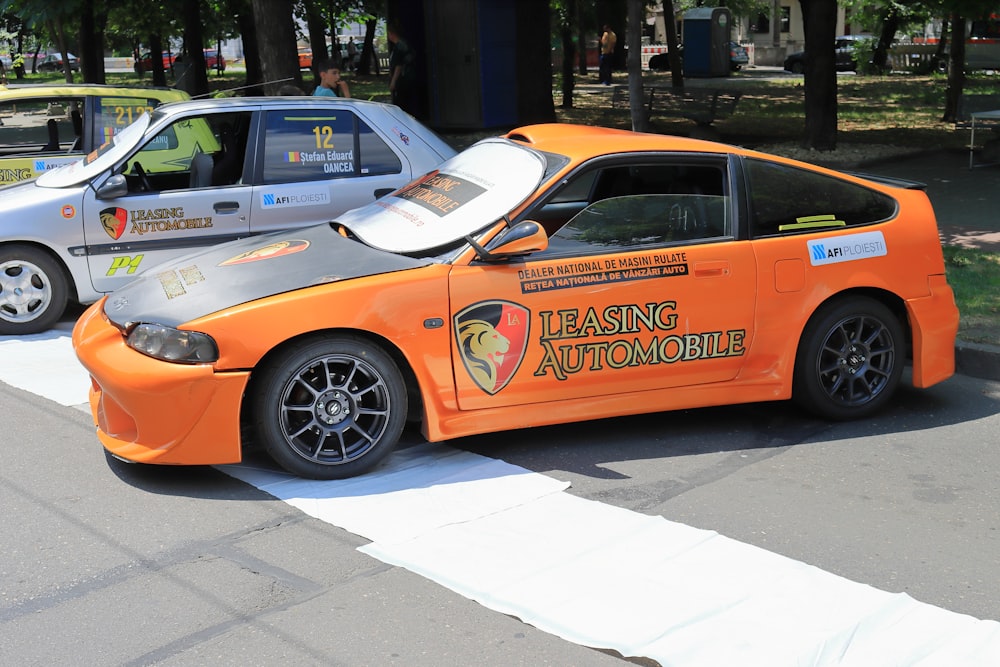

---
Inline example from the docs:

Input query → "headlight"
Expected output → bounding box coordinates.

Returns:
[126,323,219,363]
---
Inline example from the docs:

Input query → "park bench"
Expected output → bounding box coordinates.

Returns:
[610,85,742,127]
[956,93,1000,168]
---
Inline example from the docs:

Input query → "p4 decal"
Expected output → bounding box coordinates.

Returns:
[455,300,530,395]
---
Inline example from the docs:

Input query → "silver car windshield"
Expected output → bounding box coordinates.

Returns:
[35,112,152,188]
[336,138,547,253]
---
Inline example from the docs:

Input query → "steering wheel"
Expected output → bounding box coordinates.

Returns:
[132,162,152,191]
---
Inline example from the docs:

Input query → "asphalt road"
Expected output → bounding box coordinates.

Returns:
[2,328,998,664]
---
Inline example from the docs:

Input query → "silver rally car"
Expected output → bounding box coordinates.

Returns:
[0,97,456,335]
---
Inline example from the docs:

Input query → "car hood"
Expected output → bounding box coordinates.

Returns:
[103,223,431,328]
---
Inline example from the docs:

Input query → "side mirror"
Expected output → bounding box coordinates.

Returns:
[96,174,128,200]
[486,221,548,258]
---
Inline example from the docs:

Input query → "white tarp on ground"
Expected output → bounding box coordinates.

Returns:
[222,446,1000,667]
[5,332,1000,663]
[0,323,91,407]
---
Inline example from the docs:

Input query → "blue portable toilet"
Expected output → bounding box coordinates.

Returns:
[683,7,732,77]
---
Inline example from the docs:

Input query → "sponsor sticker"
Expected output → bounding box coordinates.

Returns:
[100,207,128,240]
[454,300,530,395]
[807,230,887,266]
[61,205,76,219]
[260,187,330,209]
[219,240,310,266]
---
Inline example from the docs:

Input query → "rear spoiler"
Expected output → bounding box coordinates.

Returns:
[846,171,927,190]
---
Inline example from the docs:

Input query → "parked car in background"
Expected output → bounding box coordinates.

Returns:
[647,43,750,72]
[0,84,189,187]
[73,124,958,480]
[37,53,80,73]
[138,51,177,71]
[729,41,749,70]
[204,49,226,71]
[783,35,869,73]
[0,96,456,334]
[298,46,313,70]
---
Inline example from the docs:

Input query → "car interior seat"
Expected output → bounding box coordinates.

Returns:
[41,119,59,151]
[69,109,83,152]
[189,151,214,189]
[211,123,243,186]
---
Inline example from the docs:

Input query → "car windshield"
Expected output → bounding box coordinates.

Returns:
[336,138,548,254]
[35,111,151,188]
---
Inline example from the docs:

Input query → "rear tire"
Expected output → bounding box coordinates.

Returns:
[793,297,904,421]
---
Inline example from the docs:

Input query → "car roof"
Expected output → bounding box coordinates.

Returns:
[149,95,407,116]
[0,83,189,103]
[506,124,751,161]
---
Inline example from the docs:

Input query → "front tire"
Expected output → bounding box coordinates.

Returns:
[0,245,69,335]
[252,336,407,479]
[793,297,904,421]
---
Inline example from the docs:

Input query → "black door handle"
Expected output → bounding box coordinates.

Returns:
[214,201,240,213]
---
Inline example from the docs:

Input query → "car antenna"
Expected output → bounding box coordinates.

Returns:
[465,234,497,261]
[189,77,296,99]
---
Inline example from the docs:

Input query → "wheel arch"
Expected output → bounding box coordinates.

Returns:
[802,286,909,347]
[240,327,424,434]
[0,240,80,304]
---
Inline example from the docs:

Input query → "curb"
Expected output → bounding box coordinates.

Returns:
[955,340,1000,382]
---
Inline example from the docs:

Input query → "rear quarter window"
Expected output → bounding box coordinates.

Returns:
[0,96,84,153]
[745,157,897,236]
[262,108,359,184]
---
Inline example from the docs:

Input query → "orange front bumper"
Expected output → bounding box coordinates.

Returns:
[72,300,250,466]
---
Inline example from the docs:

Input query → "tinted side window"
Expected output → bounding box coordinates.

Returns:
[358,118,402,175]
[745,157,897,236]
[262,108,358,184]
[0,96,83,153]
[538,162,730,257]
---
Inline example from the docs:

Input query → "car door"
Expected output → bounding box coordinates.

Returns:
[448,156,758,411]
[248,105,413,234]
[81,108,255,294]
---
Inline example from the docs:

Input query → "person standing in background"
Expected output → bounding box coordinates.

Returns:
[599,24,617,85]
[387,23,417,116]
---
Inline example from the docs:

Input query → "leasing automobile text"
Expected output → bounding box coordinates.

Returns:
[533,300,746,380]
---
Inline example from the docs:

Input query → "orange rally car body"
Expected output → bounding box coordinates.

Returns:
[73,124,959,479]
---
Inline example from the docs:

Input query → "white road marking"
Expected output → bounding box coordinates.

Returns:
[6,332,1000,665]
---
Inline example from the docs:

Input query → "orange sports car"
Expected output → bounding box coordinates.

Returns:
[73,124,959,479]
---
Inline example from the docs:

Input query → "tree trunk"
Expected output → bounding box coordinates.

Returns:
[665,6,683,88]
[304,0,329,84]
[149,33,168,87]
[181,0,210,96]
[871,7,899,73]
[358,19,380,76]
[800,0,838,151]
[515,0,555,125]
[237,11,264,95]
[79,0,104,83]
[942,14,966,123]
[250,0,300,95]
[560,24,575,109]
[626,0,648,132]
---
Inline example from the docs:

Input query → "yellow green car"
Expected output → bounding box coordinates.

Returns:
[0,83,189,186]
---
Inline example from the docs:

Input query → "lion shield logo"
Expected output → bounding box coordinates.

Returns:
[99,207,128,240]
[454,300,529,395]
